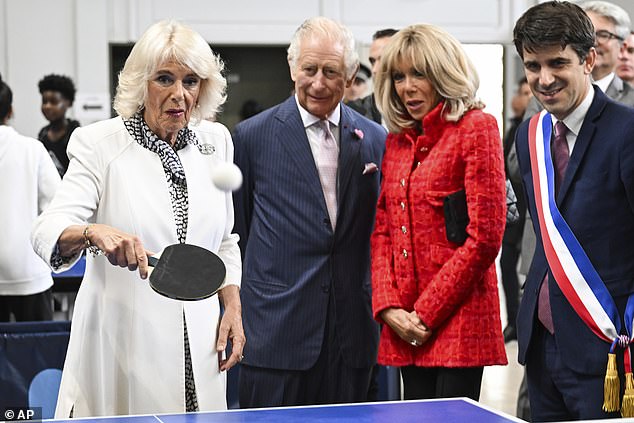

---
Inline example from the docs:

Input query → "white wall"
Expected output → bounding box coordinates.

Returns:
[1,0,75,137]
[1,0,535,137]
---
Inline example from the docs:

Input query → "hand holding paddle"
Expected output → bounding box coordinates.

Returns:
[78,225,226,301]
[69,224,150,278]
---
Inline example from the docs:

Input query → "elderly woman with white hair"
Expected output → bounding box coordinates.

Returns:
[31,20,244,418]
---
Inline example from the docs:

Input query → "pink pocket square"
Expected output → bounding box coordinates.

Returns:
[363,162,378,175]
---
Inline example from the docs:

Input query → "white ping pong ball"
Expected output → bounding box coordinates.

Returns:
[212,162,243,192]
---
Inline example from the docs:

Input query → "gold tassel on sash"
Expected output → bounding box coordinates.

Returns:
[603,353,620,412]
[622,373,634,417]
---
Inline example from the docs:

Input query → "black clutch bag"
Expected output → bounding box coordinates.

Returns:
[443,181,518,245]
[443,189,469,245]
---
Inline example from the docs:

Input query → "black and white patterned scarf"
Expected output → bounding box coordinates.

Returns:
[123,112,200,244]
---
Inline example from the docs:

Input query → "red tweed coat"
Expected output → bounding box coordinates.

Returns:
[371,103,507,367]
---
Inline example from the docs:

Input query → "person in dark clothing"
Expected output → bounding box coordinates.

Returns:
[37,74,80,176]
[501,77,532,343]
[348,28,398,124]
[239,99,263,121]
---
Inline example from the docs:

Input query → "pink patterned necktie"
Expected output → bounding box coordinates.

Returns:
[537,121,569,334]
[317,120,339,230]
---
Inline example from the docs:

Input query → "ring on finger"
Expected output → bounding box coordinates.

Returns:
[410,339,418,346]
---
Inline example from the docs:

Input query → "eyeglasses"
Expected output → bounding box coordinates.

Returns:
[596,30,624,43]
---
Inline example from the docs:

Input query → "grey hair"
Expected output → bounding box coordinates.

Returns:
[580,0,631,41]
[287,16,359,81]
[113,20,226,123]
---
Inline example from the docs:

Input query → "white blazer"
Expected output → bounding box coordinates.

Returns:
[31,117,241,418]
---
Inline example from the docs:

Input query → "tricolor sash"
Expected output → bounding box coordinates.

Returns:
[528,111,634,416]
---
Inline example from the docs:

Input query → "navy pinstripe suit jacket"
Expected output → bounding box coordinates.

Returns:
[233,96,385,370]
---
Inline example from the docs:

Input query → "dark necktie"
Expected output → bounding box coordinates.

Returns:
[552,121,570,193]
[537,121,569,334]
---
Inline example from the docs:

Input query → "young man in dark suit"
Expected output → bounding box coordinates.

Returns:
[513,1,634,420]
[232,16,386,408]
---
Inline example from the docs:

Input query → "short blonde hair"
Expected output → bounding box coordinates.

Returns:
[287,17,359,81]
[375,24,484,133]
[113,20,226,123]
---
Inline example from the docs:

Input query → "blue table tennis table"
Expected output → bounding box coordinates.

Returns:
[44,399,524,423]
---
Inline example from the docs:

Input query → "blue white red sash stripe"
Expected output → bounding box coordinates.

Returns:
[626,296,634,370]
[528,111,623,345]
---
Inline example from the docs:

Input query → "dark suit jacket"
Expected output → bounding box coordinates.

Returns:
[233,96,386,370]
[516,86,634,374]
[502,116,527,246]
[347,94,382,124]
[605,74,634,107]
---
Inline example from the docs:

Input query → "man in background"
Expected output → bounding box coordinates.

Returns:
[348,28,398,124]
[344,63,370,103]
[617,31,634,86]
[582,1,634,102]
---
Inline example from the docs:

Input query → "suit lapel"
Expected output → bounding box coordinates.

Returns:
[604,78,620,101]
[337,105,362,212]
[607,75,634,106]
[275,97,328,212]
[274,99,364,228]
[557,87,606,204]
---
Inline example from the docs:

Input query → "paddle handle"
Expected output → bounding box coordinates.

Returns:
[147,256,159,267]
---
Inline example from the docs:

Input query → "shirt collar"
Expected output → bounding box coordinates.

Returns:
[294,94,341,129]
[123,112,199,187]
[593,72,614,94]
[555,84,594,137]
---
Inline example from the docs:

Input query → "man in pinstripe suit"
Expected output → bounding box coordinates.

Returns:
[232,16,386,407]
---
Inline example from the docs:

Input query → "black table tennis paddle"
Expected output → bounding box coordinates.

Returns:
[147,243,226,301]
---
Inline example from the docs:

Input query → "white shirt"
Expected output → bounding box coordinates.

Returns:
[0,125,60,295]
[555,84,595,157]
[593,72,614,94]
[295,95,341,154]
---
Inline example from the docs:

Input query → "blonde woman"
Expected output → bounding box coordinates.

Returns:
[371,23,507,400]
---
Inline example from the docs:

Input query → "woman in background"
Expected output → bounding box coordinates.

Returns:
[371,23,507,401]
[37,74,79,176]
